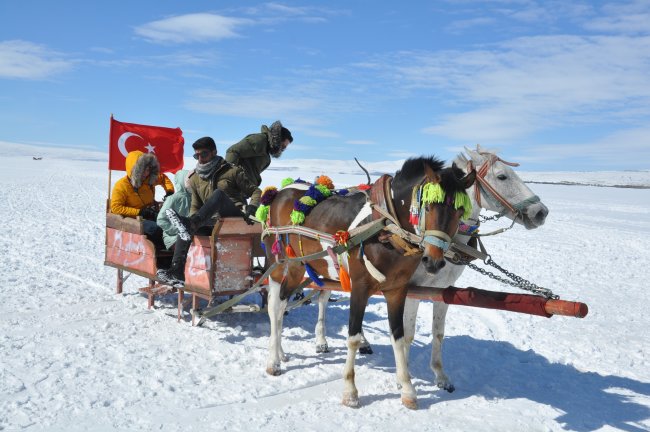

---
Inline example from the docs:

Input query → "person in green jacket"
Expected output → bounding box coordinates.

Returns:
[225,120,293,186]
[157,137,262,286]
[156,169,193,250]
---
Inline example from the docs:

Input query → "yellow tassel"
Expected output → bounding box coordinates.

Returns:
[339,266,351,292]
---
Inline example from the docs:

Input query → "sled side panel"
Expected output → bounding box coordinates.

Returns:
[184,236,212,296]
[105,227,156,275]
[214,236,253,293]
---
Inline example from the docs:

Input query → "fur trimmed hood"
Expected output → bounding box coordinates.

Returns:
[126,151,160,189]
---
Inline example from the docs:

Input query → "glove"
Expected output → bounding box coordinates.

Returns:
[139,206,157,221]
[243,204,257,225]
[162,191,174,202]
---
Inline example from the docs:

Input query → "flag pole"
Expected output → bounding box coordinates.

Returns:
[107,114,113,205]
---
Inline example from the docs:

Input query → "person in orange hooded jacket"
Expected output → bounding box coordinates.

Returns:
[110,150,174,239]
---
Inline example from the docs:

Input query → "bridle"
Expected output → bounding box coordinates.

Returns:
[467,154,540,219]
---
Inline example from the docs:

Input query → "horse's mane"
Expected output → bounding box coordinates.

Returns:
[393,156,467,195]
[393,156,444,189]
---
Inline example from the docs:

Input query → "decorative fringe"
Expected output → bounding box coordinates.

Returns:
[334,230,350,246]
[255,205,270,224]
[271,238,282,256]
[315,175,334,190]
[315,184,332,197]
[281,177,295,188]
[339,266,351,292]
[422,183,445,204]
[299,196,317,206]
[260,186,278,205]
[305,263,323,286]
[290,210,305,225]
[454,191,473,220]
[285,243,297,258]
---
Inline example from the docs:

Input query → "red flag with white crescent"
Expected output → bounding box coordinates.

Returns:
[109,117,184,172]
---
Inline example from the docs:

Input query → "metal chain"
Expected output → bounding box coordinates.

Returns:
[460,255,558,299]
[479,213,503,223]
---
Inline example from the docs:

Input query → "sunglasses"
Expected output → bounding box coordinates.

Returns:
[193,150,212,160]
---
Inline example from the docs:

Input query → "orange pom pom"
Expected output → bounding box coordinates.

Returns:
[316,175,334,190]
[339,266,351,292]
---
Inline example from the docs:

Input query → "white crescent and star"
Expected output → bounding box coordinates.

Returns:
[117,132,156,157]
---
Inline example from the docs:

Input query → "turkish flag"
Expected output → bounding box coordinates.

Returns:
[109,117,184,172]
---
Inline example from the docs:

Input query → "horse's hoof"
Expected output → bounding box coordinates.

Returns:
[401,395,418,410]
[266,365,281,376]
[342,392,360,408]
[359,345,373,355]
[316,344,329,353]
[436,381,455,393]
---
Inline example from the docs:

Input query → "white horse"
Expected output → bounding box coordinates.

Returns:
[313,145,549,393]
[402,144,549,392]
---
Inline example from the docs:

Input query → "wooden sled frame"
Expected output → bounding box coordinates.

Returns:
[104,206,266,322]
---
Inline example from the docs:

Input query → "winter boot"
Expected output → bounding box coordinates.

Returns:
[156,253,186,287]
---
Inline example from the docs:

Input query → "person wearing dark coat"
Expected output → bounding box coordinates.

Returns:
[225,120,293,186]
[157,136,262,286]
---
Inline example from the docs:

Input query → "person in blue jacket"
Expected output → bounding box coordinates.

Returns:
[156,169,193,250]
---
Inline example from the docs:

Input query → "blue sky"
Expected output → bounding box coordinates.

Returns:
[1,1,649,171]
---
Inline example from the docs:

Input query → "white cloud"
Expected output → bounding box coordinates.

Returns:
[494,126,650,170]
[135,13,252,44]
[374,34,650,142]
[0,40,72,79]
[185,89,319,119]
[585,1,650,35]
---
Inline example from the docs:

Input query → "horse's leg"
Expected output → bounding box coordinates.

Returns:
[385,289,418,410]
[266,276,288,375]
[315,289,331,353]
[403,297,420,363]
[430,301,454,392]
[359,298,373,354]
[341,285,369,408]
[359,331,373,354]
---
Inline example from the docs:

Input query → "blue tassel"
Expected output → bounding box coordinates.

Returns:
[260,242,266,253]
[304,263,323,286]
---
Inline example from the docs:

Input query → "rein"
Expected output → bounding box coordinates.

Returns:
[370,175,452,254]
[467,155,540,220]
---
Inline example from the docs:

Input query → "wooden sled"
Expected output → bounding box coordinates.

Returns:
[104,209,265,322]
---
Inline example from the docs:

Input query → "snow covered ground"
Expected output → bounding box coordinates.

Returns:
[0,143,649,431]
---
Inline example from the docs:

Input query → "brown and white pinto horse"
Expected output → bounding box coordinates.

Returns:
[262,156,475,409]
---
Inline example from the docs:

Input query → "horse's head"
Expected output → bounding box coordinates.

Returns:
[393,157,476,275]
[458,145,549,230]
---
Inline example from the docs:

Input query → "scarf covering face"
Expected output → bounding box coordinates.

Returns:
[195,156,223,180]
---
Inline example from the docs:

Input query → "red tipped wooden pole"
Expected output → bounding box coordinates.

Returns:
[407,285,588,318]
[310,281,588,318]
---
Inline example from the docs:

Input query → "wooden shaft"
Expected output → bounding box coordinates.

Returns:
[310,280,588,318]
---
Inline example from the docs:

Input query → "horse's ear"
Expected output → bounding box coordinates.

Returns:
[424,162,440,183]
[460,169,476,189]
